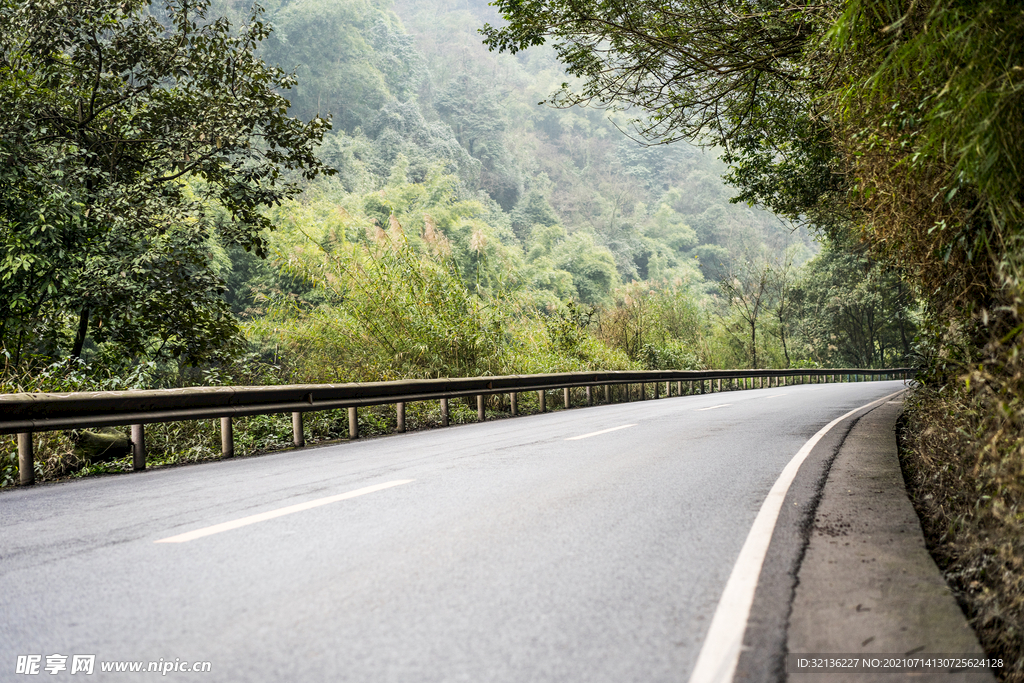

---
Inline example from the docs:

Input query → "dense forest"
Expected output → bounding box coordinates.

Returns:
[3,0,1022,675]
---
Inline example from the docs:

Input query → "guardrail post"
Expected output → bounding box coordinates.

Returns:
[131,424,146,471]
[586,386,592,406]
[511,392,518,415]
[348,407,358,439]
[654,382,660,399]
[564,387,571,409]
[538,390,546,412]
[220,417,234,458]
[440,398,449,426]
[700,380,705,394]
[604,385,610,403]
[716,379,722,392]
[677,381,683,395]
[397,402,406,433]
[640,383,646,400]
[18,432,33,485]
[477,395,486,422]
[292,412,305,447]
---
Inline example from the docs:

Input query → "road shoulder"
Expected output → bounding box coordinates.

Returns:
[787,397,994,682]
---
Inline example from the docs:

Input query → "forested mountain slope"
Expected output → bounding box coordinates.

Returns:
[207,0,915,381]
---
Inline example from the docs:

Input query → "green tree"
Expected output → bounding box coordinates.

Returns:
[792,243,917,368]
[718,255,775,369]
[0,0,331,365]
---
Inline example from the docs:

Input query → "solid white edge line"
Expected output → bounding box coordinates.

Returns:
[565,424,637,441]
[687,389,906,683]
[697,404,732,411]
[154,479,415,543]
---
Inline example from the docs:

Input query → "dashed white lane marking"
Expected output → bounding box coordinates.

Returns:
[155,480,415,543]
[687,389,905,683]
[565,424,637,441]
[761,393,788,398]
[697,404,732,411]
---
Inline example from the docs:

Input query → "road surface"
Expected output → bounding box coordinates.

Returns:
[1,381,906,681]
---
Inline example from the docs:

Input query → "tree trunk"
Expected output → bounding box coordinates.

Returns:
[750,320,758,369]
[71,307,90,359]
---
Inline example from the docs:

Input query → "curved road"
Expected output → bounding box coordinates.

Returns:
[1,381,906,681]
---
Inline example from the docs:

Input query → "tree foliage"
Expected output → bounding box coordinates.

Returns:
[0,0,331,364]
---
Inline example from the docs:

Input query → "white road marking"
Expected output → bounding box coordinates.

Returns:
[154,480,415,544]
[697,404,732,411]
[687,389,905,683]
[565,424,637,441]
[761,393,788,398]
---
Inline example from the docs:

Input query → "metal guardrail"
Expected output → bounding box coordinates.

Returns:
[2,367,915,485]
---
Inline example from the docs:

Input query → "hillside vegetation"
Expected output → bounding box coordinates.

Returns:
[2,0,916,515]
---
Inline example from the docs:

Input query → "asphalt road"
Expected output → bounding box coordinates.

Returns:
[1,381,907,682]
